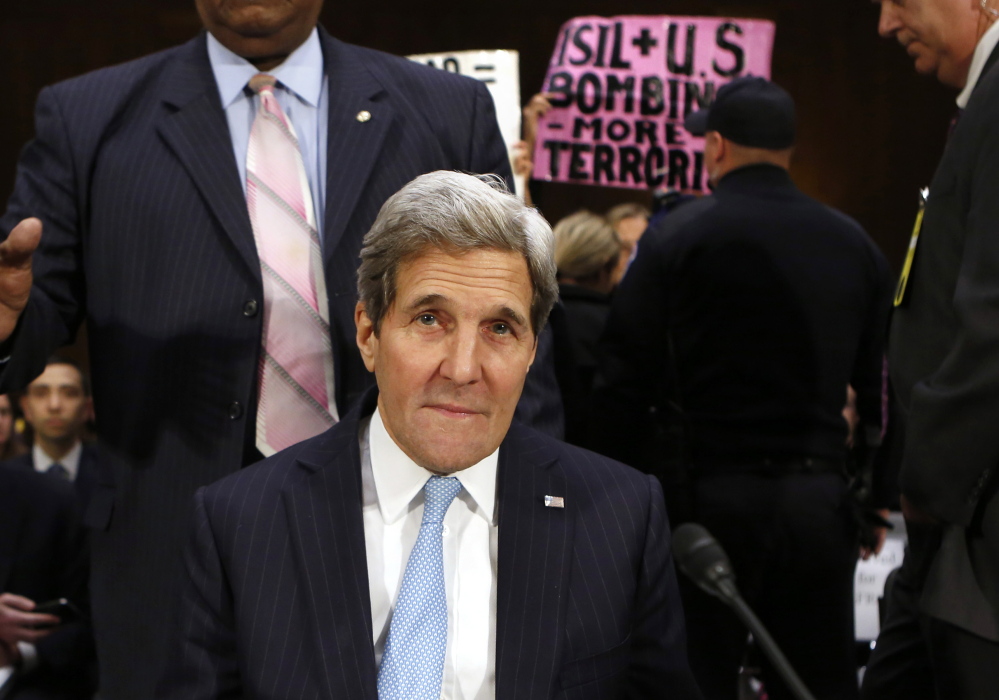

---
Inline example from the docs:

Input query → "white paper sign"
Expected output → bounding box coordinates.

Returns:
[854,514,906,641]
[408,50,524,198]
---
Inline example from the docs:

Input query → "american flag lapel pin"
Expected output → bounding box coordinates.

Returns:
[544,495,565,509]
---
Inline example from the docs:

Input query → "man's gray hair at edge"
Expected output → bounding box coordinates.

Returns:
[357,170,559,336]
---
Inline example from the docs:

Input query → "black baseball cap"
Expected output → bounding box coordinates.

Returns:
[684,76,796,149]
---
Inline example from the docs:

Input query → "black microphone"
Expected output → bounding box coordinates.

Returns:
[672,523,818,700]
[672,522,740,601]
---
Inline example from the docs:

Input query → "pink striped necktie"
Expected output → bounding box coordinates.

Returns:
[246,73,337,456]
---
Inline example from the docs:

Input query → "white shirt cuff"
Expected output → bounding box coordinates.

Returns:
[16,641,38,672]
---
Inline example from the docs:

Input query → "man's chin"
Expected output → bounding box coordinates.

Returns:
[409,436,496,475]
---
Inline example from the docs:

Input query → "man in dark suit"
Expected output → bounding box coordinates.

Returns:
[2,357,98,512]
[0,1,564,697]
[863,2,999,698]
[0,465,97,699]
[158,172,700,700]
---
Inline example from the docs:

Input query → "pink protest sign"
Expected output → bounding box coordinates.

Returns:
[533,16,775,192]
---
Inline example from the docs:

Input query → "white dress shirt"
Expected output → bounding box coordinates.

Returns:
[32,441,83,481]
[957,17,999,108]
[361,407,499,700]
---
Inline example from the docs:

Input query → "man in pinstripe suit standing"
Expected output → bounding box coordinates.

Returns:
[159,171,701,700]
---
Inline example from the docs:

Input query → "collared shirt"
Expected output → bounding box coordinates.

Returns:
[361,407,499,700]
[205,29,329,240]
[957,18,999,108]
[32,441,83,481]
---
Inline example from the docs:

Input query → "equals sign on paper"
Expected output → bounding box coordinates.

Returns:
[474,64,497,84]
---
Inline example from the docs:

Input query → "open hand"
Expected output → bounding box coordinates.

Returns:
[0,218,41,343]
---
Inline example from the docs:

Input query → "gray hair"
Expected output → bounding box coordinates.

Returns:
[357,171,558,335]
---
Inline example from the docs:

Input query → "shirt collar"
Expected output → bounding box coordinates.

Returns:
[958,19,999,108]
[33,440,83,480]
[206,28,324,109]
[369,406,498,526]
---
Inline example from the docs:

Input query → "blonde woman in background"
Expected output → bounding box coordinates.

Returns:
[552,211,621,445]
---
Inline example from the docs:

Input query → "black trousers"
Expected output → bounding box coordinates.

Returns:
[681,472,859,700]
[860,520,999,700]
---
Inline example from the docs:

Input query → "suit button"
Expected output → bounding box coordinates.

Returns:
[243,300,259,317]
[228,402,244,420]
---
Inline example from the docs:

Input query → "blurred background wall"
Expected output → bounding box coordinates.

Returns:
[1,0,956,364]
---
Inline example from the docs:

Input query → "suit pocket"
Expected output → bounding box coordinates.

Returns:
[559,635,631,691]
[83,483,114,531]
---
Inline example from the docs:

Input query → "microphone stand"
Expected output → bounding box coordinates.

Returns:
[715,579,818,700]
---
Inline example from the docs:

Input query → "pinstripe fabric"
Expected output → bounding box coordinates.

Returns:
[0,27,520,700]
[160,389,702,699]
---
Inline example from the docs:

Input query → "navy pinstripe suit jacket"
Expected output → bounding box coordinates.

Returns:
[159,389,700,699]
[0,27,548,698]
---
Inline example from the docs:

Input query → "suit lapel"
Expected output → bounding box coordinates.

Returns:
[982,40,999,83]
[495,424,574,699]
[155,34,260,280]
[283,396,378,700]
[318,30,395,262]
[74,444,99,510]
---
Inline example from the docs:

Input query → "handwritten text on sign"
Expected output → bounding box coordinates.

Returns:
[533,16,775,191]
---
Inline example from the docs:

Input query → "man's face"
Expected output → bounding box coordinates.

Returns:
[876,0,981,88]
[21,364,91,444]
[356,248,538,474]
[196,0,324,65]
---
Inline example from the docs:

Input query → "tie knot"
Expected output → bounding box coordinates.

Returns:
[47,463,70,480]
[422,476,462,524]
[248,73,278,95]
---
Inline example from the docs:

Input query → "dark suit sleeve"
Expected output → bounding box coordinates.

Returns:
[851,249,893,438]
[467,80,514,189]
[850,246,894,507]
[157,488,242,700]
[900,101,999,526]
[0,85,87,391]
[626,475,701,699]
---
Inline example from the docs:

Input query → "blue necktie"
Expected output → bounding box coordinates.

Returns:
[377,475,463,700]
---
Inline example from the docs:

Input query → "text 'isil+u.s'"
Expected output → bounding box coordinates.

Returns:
[541,20,749,190]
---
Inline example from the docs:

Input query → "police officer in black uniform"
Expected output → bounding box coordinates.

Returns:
[598,77,894,700]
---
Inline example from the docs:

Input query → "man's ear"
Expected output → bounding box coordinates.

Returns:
[355,302,377,373]
[707,131,726,164]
